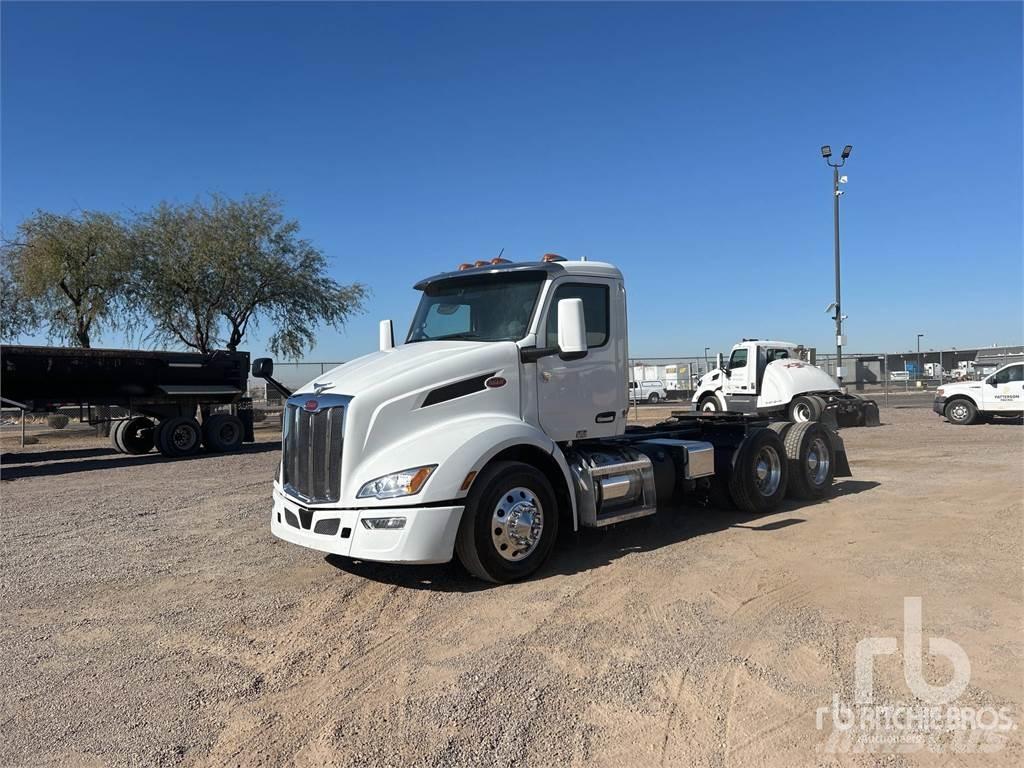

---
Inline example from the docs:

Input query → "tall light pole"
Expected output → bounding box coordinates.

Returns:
[821,144,852,387]
[917,333,924,379]
[703,346,710,374]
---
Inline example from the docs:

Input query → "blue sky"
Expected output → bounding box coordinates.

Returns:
[3,1,1021,361]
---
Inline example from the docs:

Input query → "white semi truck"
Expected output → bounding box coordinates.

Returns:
[253,256,853,583]
[691,339,880,428]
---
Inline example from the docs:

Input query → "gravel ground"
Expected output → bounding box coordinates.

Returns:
[1,408,1021,767]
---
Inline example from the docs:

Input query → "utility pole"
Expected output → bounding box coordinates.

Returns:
[821,144,852,387]
[917,333,924,379]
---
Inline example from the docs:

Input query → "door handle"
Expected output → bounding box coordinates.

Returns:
[542,372,552,382]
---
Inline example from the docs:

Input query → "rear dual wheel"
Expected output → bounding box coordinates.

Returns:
[155,417,202,458]
[202,414,244,452]
[769,421,835,500]
[727,428,789,513]
[788,395,825,423]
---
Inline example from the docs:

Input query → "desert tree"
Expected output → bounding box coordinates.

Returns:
[137,194,366,357]
[2,211,135,347]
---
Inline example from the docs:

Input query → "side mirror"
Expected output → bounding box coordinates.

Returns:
[557,298,587,361]
[252,357,274,378]
[716,352,724,370]
[379,319,395,351]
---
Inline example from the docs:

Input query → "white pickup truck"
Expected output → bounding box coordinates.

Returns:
[253,256,853,583]
[934,361,1023,424]
[691,339,880,427]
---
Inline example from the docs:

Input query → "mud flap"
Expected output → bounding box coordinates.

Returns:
[828,429,852,477]
[861,400,881,427]
[820,408,840,431]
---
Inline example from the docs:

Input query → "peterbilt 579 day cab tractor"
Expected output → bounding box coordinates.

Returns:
[253,256,855,583]
[691,340,880,428]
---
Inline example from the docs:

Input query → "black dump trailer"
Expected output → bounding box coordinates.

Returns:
[1,345,255,457]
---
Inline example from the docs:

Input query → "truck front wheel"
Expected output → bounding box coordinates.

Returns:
[698,395,719,413]
[455,460,559,583]
[944,399,977,425]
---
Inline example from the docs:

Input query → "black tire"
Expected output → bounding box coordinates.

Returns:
[109,420,128,453]
[203,414,244,452]
[156,416,202,458]
[119,416,155,455]
[455,460,559,583]
[698,395,720,413]
[780,421,835,500]
[727,428,789,513]
[648,393,661,404]
[787,395,822,423]
[944,399,977,425]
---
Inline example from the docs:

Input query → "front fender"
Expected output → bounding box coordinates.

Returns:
[347,416,573,514]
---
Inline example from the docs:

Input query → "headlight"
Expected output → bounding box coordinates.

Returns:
[356,465,436,500]
[936,388,944,396]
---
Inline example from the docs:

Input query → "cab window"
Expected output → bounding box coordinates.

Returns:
[728,349,748,369]
[767,348,789,362]
[991,365,1023,384]
[545,283,610,348]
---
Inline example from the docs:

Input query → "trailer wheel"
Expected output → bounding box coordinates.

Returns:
[944,399,977,425]
[119,416,155,455]
[156,416,202,457]
[781,422,834,500]
[203,414,244,452]
[728,428,789,513]
[455,460,559,583]
[787,395,821,423]
[109,420,128,453]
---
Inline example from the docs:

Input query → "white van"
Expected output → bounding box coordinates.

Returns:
[628,379,668,403]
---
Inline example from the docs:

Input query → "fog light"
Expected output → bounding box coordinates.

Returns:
[360,517,407,530]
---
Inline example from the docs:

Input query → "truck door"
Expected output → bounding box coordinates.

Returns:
[723,346,753,394]
[536,279,625,441]
[982,364,1024,412]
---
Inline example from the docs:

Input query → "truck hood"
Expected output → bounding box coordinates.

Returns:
[291,340,524,504]
[297,340,511,398]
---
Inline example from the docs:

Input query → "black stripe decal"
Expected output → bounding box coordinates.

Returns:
[421,373,495,408]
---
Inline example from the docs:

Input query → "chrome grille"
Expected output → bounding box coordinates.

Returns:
[282,394,348,503]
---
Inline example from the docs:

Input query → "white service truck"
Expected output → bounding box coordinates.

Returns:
[253,256,853,583]
[691,339,880,428]
[933,361,1023,424]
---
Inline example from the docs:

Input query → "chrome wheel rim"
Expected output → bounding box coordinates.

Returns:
[793,403,811,422]
[950,403,968,422]
[806,437,830,486]
[753,446,782,496]
[491,487,543,562]
[702,399,717,412]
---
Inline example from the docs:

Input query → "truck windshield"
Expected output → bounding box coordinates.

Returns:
[407,272,545,343]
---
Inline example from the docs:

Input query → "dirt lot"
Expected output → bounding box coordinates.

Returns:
[1,408,1021,767]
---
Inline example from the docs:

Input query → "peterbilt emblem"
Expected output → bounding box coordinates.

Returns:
[304,400,318,412]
